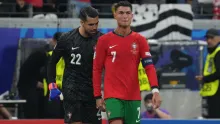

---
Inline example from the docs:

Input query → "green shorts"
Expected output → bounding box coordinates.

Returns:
[105,98,141,124]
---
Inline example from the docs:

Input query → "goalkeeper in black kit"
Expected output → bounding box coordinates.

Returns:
[47,6,103,124]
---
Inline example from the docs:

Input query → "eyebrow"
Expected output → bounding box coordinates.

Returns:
[88,21,99,25]
[118,11,132,13]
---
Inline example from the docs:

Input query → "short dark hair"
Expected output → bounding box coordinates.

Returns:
[79,6,99,21]
[144,93,153,102]
[53,32,62,41]
[115,1,132,12]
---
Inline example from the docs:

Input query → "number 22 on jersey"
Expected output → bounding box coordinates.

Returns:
[70,53,81,65]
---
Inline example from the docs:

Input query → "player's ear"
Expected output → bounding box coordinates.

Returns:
[80,20,84,26]
[113,12,116,19]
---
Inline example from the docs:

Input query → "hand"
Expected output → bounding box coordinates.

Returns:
[195,75,203,81]
[37,81,43,89]
[154,108,160,113]
[96,98,106,112]
[152,92,161,109]
[48,83,62,101]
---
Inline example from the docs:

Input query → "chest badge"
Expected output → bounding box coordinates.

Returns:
[131,42,138,54]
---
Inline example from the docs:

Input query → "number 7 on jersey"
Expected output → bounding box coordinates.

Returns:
[111,51,116,62]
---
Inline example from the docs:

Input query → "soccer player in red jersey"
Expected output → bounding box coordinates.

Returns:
[93,1,161,124]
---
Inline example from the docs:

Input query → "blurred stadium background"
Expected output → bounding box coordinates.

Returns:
[0,0,220,124]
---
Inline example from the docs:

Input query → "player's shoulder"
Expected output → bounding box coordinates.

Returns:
[97,31,104,37]
[98,31,113,41]
[131,31,145,39]
[131,31,148,44]
[58,29,78,42]
[92,31,104,40]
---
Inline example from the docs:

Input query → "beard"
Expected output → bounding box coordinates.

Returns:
[83,26,97,37]
[85,30,96,36]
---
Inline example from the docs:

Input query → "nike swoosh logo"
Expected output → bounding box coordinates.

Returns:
[136,119,140,123]
[72,47,79,50]
[109,45,117,49]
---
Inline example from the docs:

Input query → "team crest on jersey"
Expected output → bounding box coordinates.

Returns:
[131,42,138,54]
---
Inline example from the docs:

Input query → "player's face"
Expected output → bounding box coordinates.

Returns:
[114,6,133,28]
[82,16,99,36]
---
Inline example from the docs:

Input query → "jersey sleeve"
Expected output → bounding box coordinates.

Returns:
[47,35,66,83]
[93,36,107,99]
[139,35,159,88]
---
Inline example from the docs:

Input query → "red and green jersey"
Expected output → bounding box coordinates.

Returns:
[93,31,158,100]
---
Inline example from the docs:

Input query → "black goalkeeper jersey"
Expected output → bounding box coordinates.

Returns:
[47,28,103,101]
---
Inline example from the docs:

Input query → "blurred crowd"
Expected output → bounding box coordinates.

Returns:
[0,0,68,18]
[0,0,219,19]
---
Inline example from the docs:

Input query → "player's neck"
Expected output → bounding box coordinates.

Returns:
[79,26,89,38]
[114,27,131,37]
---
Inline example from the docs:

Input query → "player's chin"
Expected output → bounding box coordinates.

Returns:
[120,23,130,28]
[89,31,97,35]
